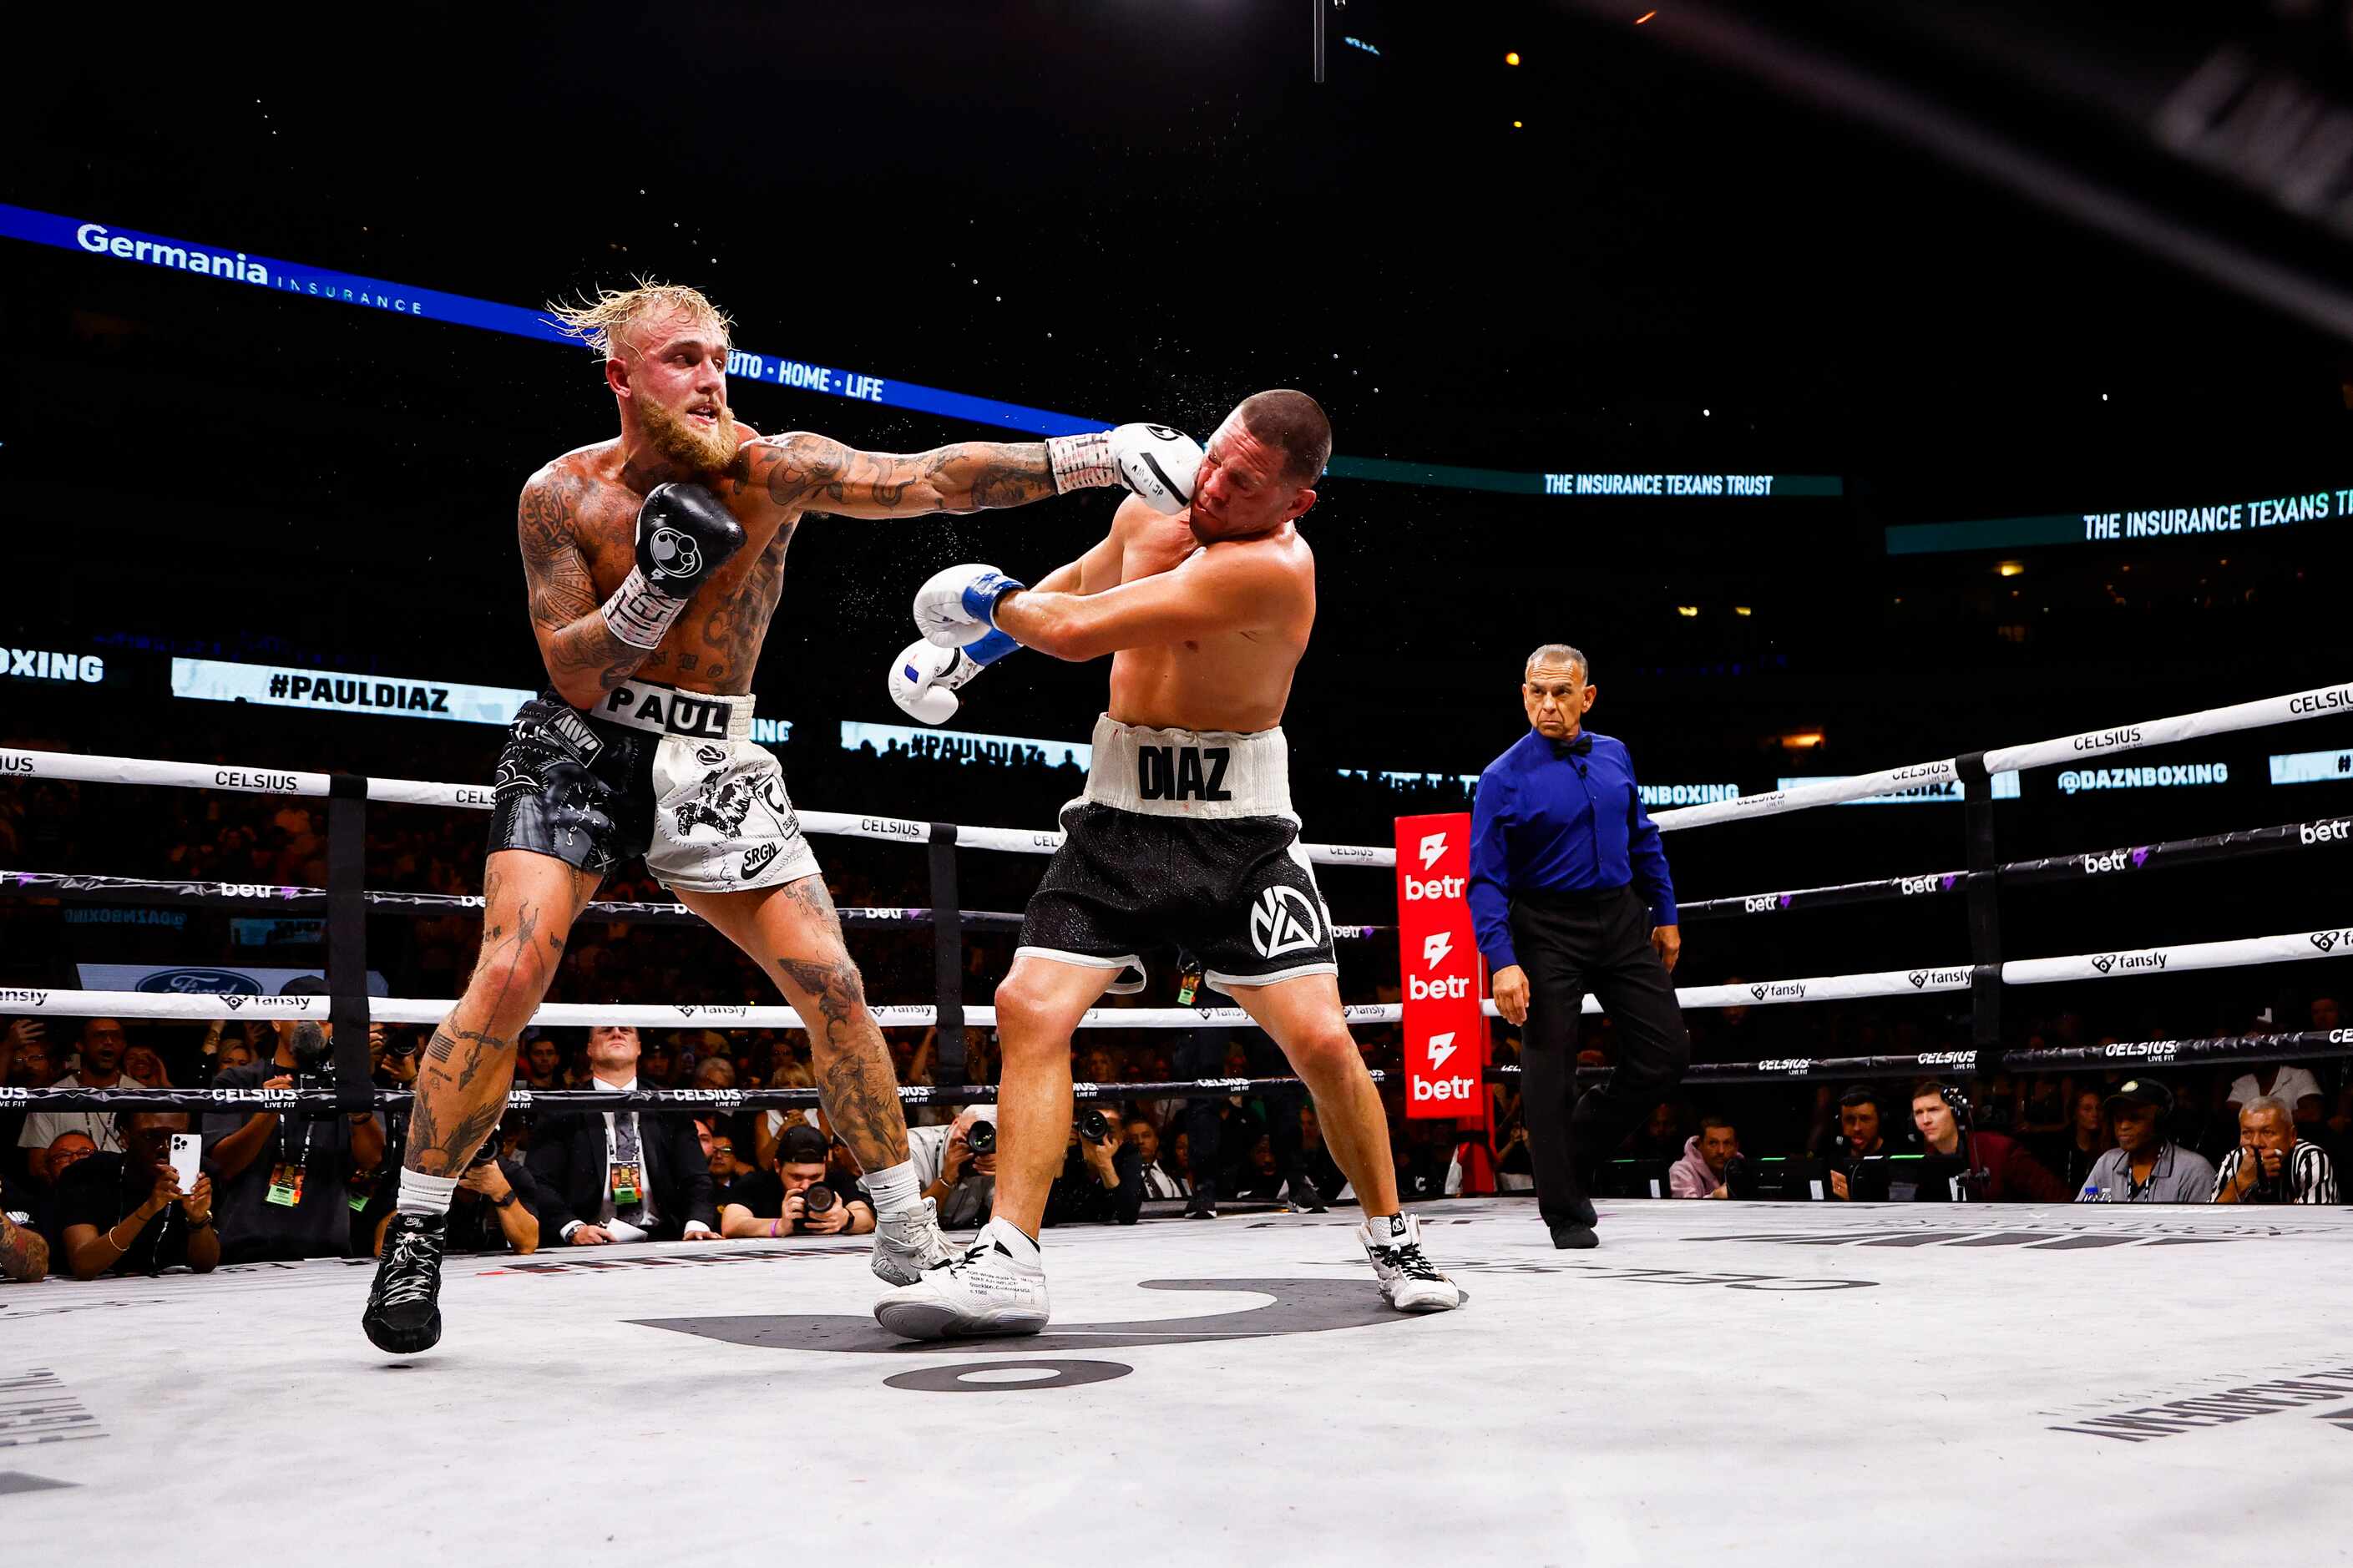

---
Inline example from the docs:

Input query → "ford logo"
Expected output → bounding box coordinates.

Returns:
[136,969,265,995]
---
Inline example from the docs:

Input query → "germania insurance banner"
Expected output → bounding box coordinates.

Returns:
[1394,813,1482,1120]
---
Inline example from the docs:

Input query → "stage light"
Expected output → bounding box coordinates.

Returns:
[1996,560,2026,577]
[1675,604,1699,618]
[1505,50,1521,65]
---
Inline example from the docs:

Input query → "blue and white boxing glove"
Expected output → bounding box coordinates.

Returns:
[888,630,1018,726]
[914,563,1027,649]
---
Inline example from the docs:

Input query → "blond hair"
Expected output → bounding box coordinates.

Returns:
[545,281,732,362]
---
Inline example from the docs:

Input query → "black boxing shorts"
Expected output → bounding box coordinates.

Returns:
[1015,716,1337,996]
[487,681,818,893]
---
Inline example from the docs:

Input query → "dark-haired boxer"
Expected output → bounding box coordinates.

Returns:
[875,389,1466,1338]
[362,281,1188,1353]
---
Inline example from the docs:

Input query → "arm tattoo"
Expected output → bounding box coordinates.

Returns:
[750,432,1054,518]
[519,469,651,695]
[0,1217,48,1282]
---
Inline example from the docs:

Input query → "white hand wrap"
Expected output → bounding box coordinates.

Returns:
[1045,430,1118,494]
[600,566,689,650]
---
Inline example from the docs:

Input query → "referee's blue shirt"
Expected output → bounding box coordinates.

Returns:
[1468,727,1678,972]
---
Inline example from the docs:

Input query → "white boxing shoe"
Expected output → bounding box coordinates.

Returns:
[873,1217,1050,1340]
[1359,1212,1469,1313]
[869,1197,954,1287]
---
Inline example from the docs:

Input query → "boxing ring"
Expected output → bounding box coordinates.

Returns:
[3,677,2351,1561]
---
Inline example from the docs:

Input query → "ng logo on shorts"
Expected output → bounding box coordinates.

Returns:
[1250,885,1323,959]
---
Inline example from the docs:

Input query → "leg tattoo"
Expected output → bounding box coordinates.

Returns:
[770,878,908,1171]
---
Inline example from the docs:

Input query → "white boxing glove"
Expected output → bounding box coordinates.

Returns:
[1045,423,1203,515]
[888,632,1016,726]
[914,563,1027,649]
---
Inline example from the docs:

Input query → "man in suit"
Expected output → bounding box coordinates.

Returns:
[527,1024,720,1246]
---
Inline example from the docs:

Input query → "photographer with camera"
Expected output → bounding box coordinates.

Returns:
[719,1124,875,1238]
[1045,1104,1142,1227]
[2211,1095,2336,1205]
[529,1024,721,1245]
[202,984,385,1263]
[915,1106,1000,1228]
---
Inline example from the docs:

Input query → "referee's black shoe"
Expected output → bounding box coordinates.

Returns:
[363,1211,447,1354]
[1283,1170,1328,1213]
[1185,1181,1218,1220]
[1550,1222,1600,1250]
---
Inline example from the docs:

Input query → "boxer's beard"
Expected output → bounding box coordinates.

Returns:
[640,395,739,475]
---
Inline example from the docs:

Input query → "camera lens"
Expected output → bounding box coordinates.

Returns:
[803,1182,838,1216]
[387,1031,421,1059]
[469,1138,501,1168]
[965,1119,997,1156]
[1078,1108,1110,1143]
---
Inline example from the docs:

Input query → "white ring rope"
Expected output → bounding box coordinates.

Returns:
[1647,678,2351,831]
[3,674,2342,862]
[10,923,2341,1031]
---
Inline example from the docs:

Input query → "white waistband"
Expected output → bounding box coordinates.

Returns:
[590,680,756,742]
[1081,714,1292,819]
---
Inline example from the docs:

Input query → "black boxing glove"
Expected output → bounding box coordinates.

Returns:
[599,483,746,650]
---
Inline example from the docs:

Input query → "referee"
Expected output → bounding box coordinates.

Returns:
[1470,644,1688,1249]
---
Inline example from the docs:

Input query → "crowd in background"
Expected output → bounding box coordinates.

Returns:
[3,721,2350,1285]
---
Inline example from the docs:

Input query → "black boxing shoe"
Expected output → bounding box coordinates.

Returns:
[363,1212,447,1354]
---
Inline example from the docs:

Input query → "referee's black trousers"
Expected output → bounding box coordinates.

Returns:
[1510,885,1690,1231]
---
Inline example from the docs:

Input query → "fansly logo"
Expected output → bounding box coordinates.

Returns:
[2090,953,2117,974]
[1250,885,1324,959]
[1906,968,1967,989]
[1750,981,1806,1001]
[2312,930,2347,953]
[1758,1058,1815,1075]
[696,743,728,767]
[2302,820,2350,847]
[0,989,51,1006]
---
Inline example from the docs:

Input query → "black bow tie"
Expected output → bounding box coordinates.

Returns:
[1550,733,1592,759]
